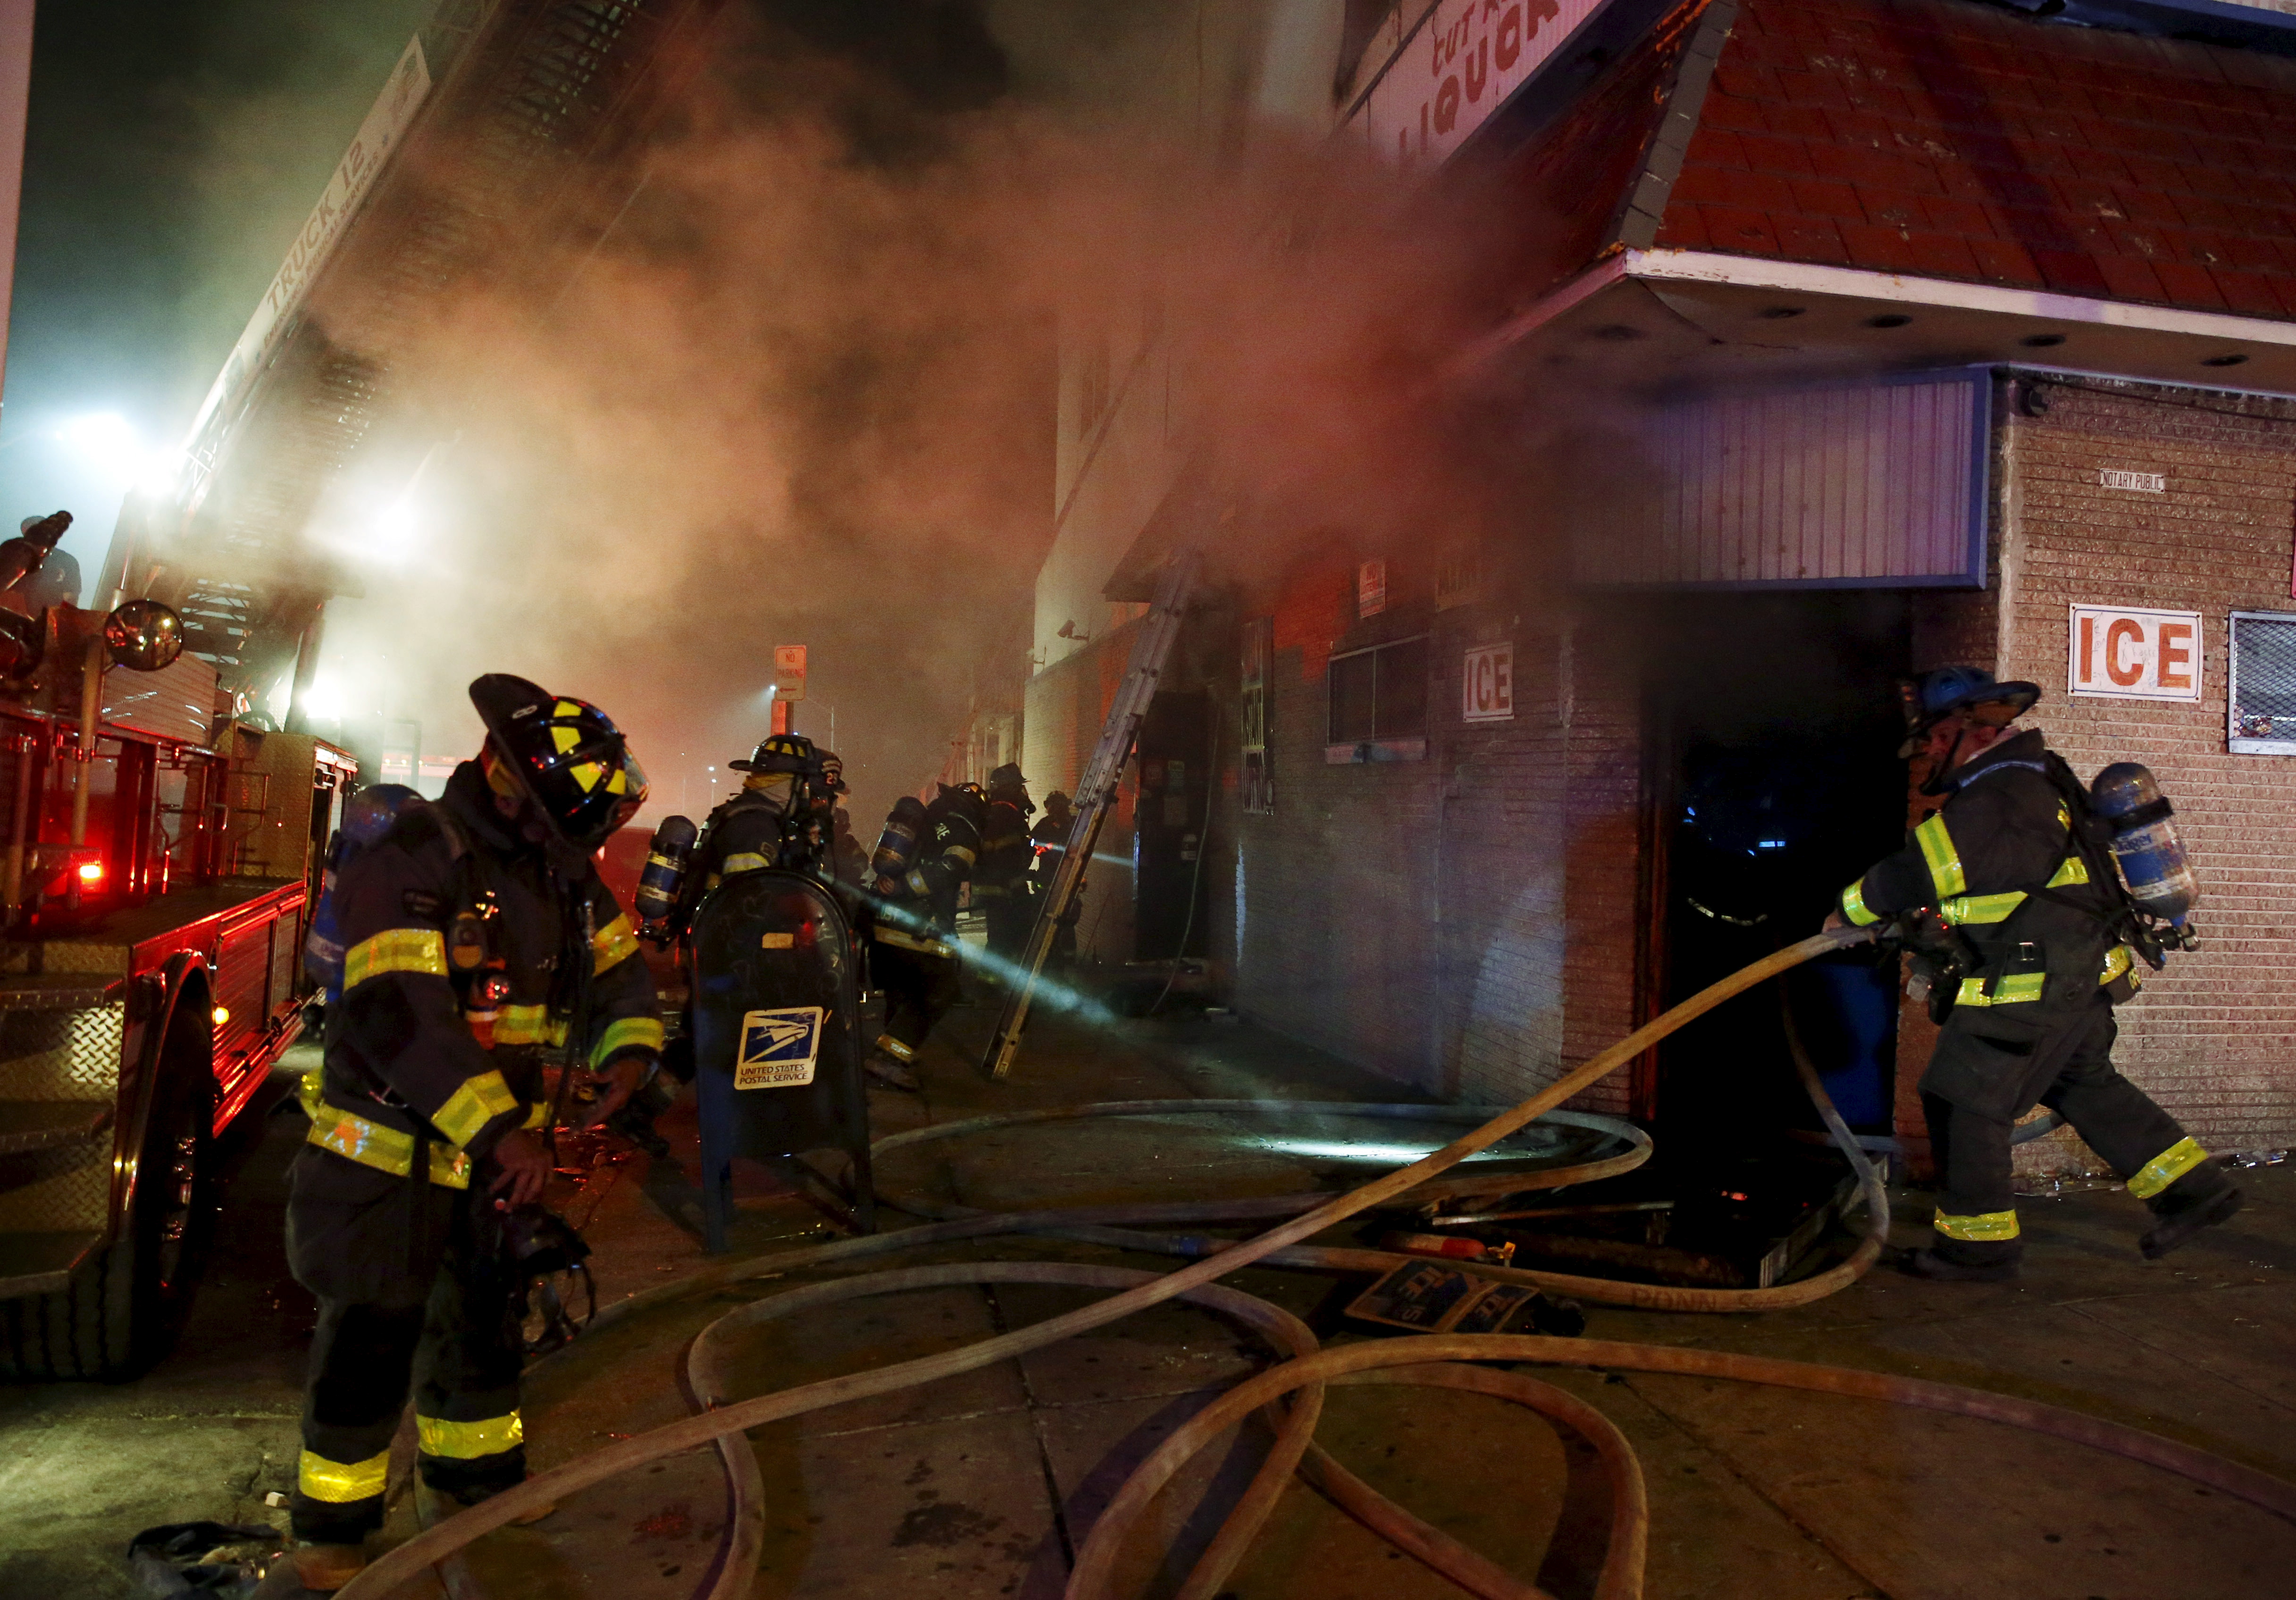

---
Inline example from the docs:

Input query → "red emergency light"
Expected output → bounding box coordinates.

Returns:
[77,860,104,885]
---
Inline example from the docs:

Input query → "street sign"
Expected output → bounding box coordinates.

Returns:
[773,644,807,702]
[2069,604,2202,702]
[1463,642,1513,723]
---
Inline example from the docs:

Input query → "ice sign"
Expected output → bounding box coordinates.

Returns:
[734,1006,823,1089]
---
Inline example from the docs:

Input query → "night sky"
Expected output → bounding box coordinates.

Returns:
[0,0,433,583]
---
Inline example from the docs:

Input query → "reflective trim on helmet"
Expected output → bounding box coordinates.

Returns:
[592,1015,664,1069]
[1915,814,1966,900]
[2127,1136,2209,1199]
[344,927,448,991]
[721,851,772,875]
[1939,891,2026,926]
[1838,879,1883,927]
[300,1448,392,1504]
[416,1411,524,1460]
[433,1070,519,1148]
[1934,1207,2020,1242]
[590,914,641,975]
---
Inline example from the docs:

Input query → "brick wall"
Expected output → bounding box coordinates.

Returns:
[1998,375,2296,1160]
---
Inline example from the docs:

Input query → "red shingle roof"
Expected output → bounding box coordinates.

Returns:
[1655,0,2296,318]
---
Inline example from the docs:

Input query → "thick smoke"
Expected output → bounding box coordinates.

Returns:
[311,4,1552,829]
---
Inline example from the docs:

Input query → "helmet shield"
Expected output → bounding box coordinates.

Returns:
[468,674,634,850]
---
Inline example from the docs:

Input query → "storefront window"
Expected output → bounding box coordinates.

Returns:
[2229,610,2296,755]
[1326,635,1428,762]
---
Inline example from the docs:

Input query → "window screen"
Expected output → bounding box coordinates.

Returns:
[1327,636,1428,753]
[2230,610,2296,755]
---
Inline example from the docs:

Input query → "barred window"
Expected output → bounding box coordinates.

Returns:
[1326,635,1428,763]
[2230,610,2296,755]
[1240,616,1274,816]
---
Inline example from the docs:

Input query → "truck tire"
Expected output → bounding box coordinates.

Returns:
[0,1037,216,1381]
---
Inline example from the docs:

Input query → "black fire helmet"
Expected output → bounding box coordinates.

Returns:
[469,673,635,850]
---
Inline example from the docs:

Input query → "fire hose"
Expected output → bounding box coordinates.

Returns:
[339,926,2296,1599]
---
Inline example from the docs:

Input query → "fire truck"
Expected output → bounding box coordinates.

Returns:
[0,0,725,1379]
[0,601,353,1378]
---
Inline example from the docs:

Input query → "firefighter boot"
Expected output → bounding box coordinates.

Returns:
[1898,1247,2021,1283]
[865,1034,922,1092]
[290,1542,368,1592]
[2141,1181,2245,1260]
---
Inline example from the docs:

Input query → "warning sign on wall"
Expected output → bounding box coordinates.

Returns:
[1463,642,1514,723]
[2069,605,2202,702]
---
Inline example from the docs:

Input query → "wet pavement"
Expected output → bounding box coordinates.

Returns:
[7,1000,2296,1599]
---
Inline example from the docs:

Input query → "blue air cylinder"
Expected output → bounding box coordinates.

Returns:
[870,796,928,895]
[2089,763,2197,923]
[634,815,698,926]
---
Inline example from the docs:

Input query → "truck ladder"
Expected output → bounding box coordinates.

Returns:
[982,549,1199,1080]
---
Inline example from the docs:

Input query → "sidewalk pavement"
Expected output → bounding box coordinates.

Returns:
[386,990,2296,1600]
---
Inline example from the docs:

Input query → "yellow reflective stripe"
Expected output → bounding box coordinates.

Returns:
[1838,879,1883,927]
[1954,972,2046,1008]
[591,914,641,975]
[432,1069,519,1148]
[299,1448,391,1503]
[1915,814,1966,900]
[943,845,977,867]
[875,1032,915,1063]
[873,926,953,957]
[304,1096,473,1187]
[493,1004,568,1047]
[2128,1136,2210,1199]
[592,1014,665,1068]
[416,1411,525,1460]
[721,851,772,875]
[1939,892,2025,926]
[2047,855,2090,887]
[523,1100,550,1130]
[1934,1207,2020,1242]
[344,927,448,991]
[2101,944,2135,987]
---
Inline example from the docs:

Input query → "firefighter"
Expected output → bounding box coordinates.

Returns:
[1029,789,1081,975]
[816,750,870,885]
[672,734,831,922]
[1825,666,2241,1283]
[285,676,662,1590]
[865,782,985,1090]
[972,763,1037,976]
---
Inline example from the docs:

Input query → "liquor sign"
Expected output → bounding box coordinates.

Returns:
[2069,605,2202,702]
[1463,642,1514,722]
[1358,560,1388,618]
[1350,0,1602,168]
[772,643,808,701]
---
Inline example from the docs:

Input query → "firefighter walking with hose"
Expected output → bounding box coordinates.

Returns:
[285,676,664,1590]
[1826,666,2241,1282]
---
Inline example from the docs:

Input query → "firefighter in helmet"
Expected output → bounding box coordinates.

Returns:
[669,733,831,931]
[864,782,986,1090]
[972,763,1037,976]
[285,676,662,1590]
[1826,666,2240,1282]
[1029,789,1081,975]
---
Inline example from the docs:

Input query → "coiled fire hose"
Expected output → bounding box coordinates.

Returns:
[340,927,2296,1599]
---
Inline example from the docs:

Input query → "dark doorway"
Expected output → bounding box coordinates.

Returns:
[1644,591,1911,1149]
[1132,690,1214,961]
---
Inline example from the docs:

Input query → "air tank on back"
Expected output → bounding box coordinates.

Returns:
[635,815,698,928]
[2090,763,2197,923]
[869,795,928,895]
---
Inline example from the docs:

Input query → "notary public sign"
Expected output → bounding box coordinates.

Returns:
[734,1006,823,1089]
[1462,642,1514,722]
[1349,0,1601,167]
[2069,604,2202,703]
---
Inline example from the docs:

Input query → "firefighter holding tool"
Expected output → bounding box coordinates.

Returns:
[1827,666,2240,1283]
[285,675,663,1590]
[863,782,986,1089]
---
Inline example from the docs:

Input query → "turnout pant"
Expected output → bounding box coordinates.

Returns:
[1920,999,2229,1264]
[286,1148,525,1543]
[871,939,961,1065]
